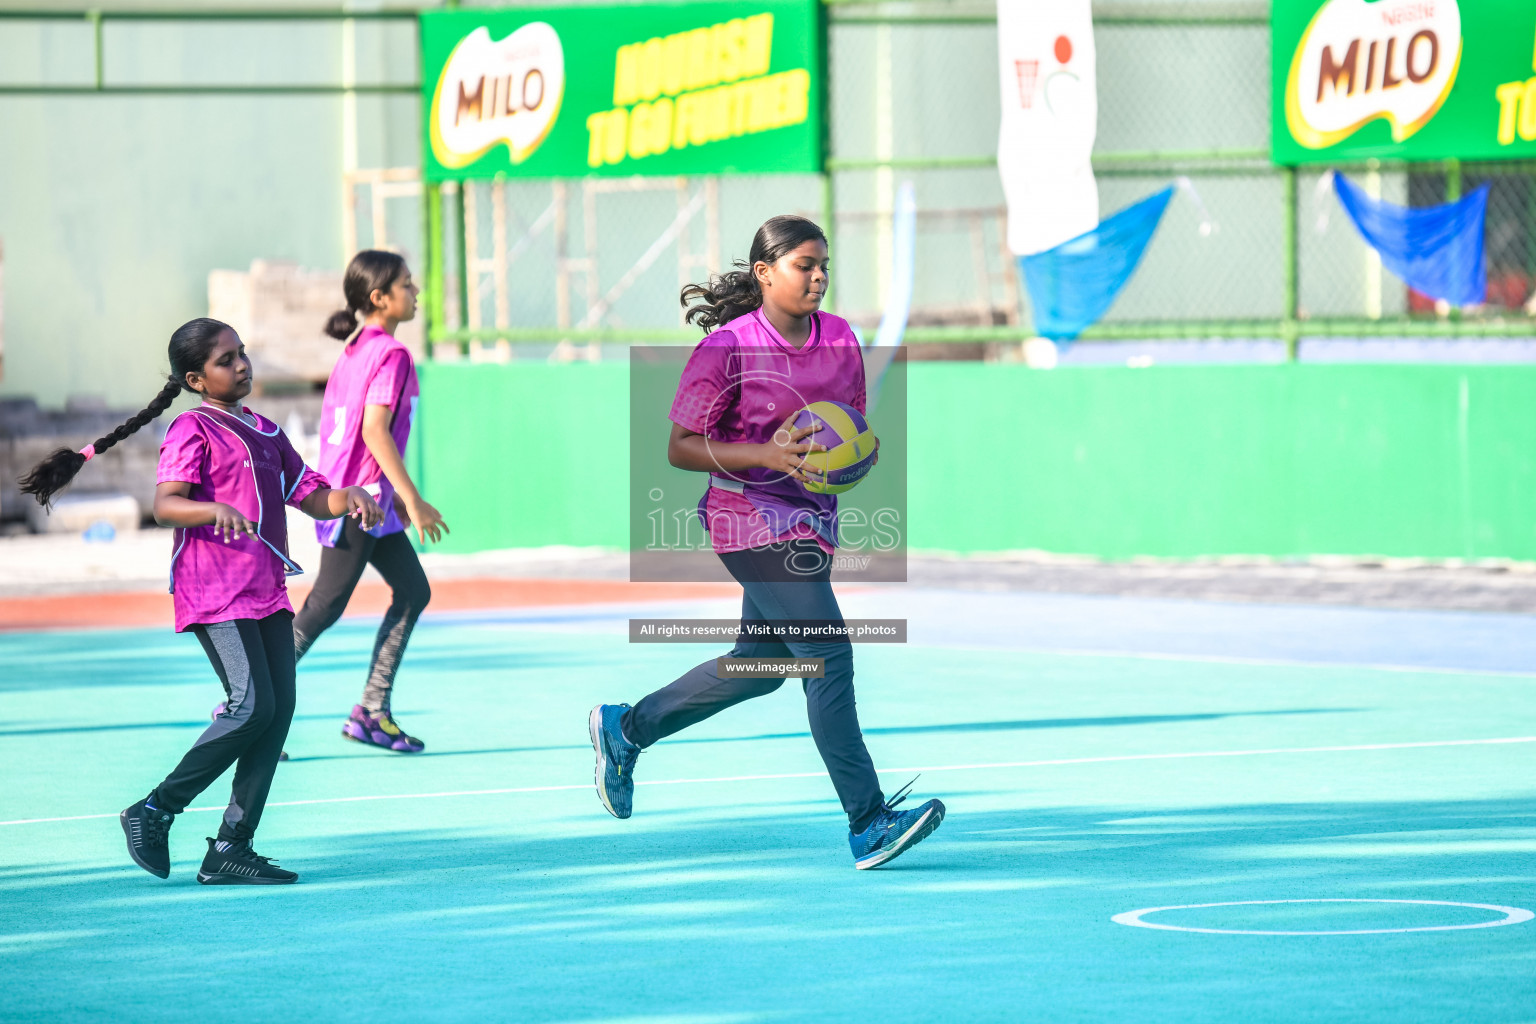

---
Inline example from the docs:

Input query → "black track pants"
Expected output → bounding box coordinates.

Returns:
[292,518,430,713]
[152,611,295,841]
[623,539,885,833]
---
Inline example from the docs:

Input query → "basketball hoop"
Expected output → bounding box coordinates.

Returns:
[1014,60,1039,109]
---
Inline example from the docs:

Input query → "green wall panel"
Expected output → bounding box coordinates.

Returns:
[416,361,630,552]
[417,361,1536,561]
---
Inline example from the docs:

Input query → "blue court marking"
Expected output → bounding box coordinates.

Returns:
[2,588,1534,1022]
[426,587,1536,674]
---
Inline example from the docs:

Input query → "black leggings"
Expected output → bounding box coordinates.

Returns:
[293,518,430,713]
[153,611,295,841]
[623,539,885,833]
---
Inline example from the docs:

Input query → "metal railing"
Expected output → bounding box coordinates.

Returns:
[4,3,1534,361]
[0,7,419,95]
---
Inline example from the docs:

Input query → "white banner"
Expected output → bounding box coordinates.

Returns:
[996,0,1098,256]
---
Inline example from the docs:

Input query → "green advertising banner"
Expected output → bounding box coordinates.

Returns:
[420,1,823,180]
[1272,0,1536,164]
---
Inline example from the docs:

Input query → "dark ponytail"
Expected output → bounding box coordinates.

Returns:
[19,317,232,509]
[324,308,359,340]
[325,249,407,340]
[681,215,827,332]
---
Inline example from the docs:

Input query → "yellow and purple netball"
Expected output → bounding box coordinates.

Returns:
[793,401,877,495]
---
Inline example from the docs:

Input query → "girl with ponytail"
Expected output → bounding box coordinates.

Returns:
[23,318,385,885]
[589,216,946,870]
[291,250,445,755]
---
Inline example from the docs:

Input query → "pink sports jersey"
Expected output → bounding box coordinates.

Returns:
[158,406,328,632]
[314,325,419,546]
[669,309,867,554]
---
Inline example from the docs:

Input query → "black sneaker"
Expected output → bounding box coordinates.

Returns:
[197,837,298,885]
[120,797,174,879]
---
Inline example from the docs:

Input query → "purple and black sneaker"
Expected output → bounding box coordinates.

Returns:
[214,701,287,761]
[341,705,424,753]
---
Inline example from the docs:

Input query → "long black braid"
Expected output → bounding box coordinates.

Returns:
[19,317,232,509]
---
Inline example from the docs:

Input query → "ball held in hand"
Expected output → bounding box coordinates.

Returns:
[792,401,877,495]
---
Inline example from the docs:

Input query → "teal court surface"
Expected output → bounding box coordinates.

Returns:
[3,586,1535,1022]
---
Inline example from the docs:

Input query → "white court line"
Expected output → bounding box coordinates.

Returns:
[435,606,1536,679]
[4,734,1533,829]
[923,642,1536,680]
[1111,898,1536,935]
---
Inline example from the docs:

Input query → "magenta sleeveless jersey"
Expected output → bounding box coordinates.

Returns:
[314,325,419,546]
[668,309,867,554]
[157,405,328,632]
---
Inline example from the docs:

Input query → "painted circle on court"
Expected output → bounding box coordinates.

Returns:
[1111,899,1535,936]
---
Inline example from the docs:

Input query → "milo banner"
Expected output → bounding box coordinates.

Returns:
[1273,0,1536,164]
[421,1,823,180]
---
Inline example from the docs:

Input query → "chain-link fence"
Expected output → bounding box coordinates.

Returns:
[424,1,1536,359]
[7,2,1534,365]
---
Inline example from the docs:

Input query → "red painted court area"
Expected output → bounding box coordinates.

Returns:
[0,579,741,632]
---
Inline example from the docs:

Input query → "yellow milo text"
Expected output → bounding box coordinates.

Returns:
[614,14,774,105]
[1493,27,1536,145]
[586,13,811,167]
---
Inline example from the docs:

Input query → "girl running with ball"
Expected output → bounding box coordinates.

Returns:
[288,250,446,754]
[22,318,383,884]
[589,215,945,869]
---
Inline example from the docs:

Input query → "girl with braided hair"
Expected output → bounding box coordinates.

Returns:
[22,318,384,884]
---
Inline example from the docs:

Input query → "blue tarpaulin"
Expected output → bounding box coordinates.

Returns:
[1333,172,1488,307]
[1020,186,1174,341]
[1019,186,1173,342]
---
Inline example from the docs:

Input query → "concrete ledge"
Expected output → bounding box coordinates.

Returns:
[26,493,141,535]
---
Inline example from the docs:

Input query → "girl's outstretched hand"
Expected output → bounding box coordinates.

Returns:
[210,503,256,543]
[344,487,385,530]
[760,412,827,485]
[403,495,449,545]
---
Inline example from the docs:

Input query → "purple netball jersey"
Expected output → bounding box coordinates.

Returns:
[669,309,867,553]
[315,325,419,546]
[158,406,327,632]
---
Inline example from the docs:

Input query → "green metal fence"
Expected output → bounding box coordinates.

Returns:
[5,2,1536,361]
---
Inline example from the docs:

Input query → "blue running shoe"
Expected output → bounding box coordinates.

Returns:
[849,778,945,870]
[589,703,640,819]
